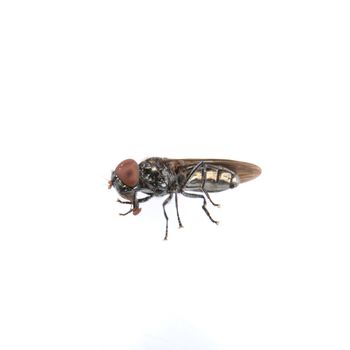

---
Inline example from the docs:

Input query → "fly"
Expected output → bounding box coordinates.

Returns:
[108,157,261,240]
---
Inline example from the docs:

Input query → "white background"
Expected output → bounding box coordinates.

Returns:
[1,1,349,349]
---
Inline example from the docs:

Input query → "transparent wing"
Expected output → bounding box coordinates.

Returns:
[165,158,261,184]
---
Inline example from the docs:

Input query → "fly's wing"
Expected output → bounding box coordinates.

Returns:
[165,158,261,184]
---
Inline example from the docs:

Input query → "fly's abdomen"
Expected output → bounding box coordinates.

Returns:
[184,165,240,192]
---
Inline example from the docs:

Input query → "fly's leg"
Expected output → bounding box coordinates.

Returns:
[119,208,133,216]
[183,161,221,208]
[162,193,173,240]
[117,199,131,204]
[201,165,220,207]
[138,195,153,203]
[117,199,133,215]
[182,191,219,225]
[175,192,183,228]
[203,190,220,207]
[117,195,153,215]
[118,195,153,205]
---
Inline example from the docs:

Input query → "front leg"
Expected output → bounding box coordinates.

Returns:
[117,194,153,205]
[117,194,154,215]
[117,199,132,204]
[119,208,133,216]
[138,195,154,203]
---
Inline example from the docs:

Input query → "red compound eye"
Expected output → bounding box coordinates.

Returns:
[115,159,139,187]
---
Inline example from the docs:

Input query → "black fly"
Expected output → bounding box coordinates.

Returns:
[109,157,261,240]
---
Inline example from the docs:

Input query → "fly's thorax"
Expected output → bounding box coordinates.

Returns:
[138,158,175,195]
[185,165,240,192]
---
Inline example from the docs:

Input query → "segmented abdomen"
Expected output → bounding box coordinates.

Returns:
[184,164,240,192]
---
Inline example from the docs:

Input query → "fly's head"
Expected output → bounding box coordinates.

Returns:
[109,159,141,215]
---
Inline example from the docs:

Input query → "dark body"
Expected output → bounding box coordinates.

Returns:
[138,157,240,196]
[110,157,261,239]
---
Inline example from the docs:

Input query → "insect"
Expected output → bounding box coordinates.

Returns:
[109,157,261,240]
